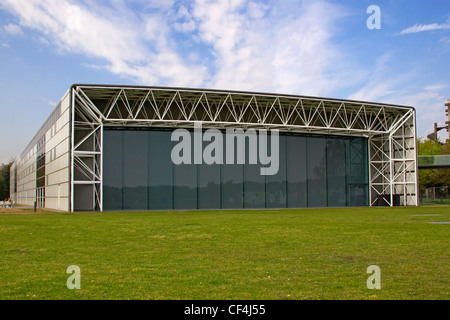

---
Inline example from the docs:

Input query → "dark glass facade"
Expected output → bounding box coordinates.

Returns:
[36,135,46,208]
[103,129,368,211]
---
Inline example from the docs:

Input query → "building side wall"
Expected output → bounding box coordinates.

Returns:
[11,91,71,211]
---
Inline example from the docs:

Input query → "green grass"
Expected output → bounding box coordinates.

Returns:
[0,206,449,300]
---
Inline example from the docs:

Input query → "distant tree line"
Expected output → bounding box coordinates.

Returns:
[418,138,450,190]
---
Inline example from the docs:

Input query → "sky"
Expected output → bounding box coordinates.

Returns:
[0,0,449,164]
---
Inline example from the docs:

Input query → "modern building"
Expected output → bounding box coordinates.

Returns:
[10,84,418,212]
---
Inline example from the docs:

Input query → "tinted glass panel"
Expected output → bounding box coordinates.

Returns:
[307,137,327,207]
[327,138,347,207]
[244,162,265,208]
[266,135,286,208]
[347,138,368,206]
[221,135,244,209]
[173,131,197,210]
[287,135,307,208]
[244,131,265,208]
[123,130,148,210]
[198,162,221,209]
[148,131,173,210]
[103,130,123,211]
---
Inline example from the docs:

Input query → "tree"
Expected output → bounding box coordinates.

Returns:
[417,138,450,189]
[417,138,445,155]
[0,162,13,200]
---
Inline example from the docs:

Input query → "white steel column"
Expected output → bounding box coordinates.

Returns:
[413,111,419,206]
[100,124,104,212]
[70,88,75,212]
[72,88,103,211]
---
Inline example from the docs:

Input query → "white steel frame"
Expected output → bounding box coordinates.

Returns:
[70,85,418,212]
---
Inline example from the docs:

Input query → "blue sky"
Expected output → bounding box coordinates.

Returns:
[0,0,449,164]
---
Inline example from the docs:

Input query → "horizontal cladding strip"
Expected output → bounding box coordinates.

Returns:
[73,181,102,185]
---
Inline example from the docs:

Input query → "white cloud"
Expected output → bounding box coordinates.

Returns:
[134,0,176,11]
[370,86,447,141]
[191,0,353,95]
[191,0,269,90]
[2,23,23,35]
[0,0,208,86]
[399,22,450,34]
[424,84,447,92]
[173,5,197,33]
[347,53,403,102]
[347,53,448,140]
[0,0,383,97]
[269,1,351,95]
[247,1,268,20]
[440,37,450,45]
[390,87,447,140]
[41,98,59,107]
[0,0,358,95]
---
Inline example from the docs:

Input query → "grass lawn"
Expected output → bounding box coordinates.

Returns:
[0,206,448,300]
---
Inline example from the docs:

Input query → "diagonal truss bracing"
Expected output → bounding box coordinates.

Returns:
[70,85,418,211]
